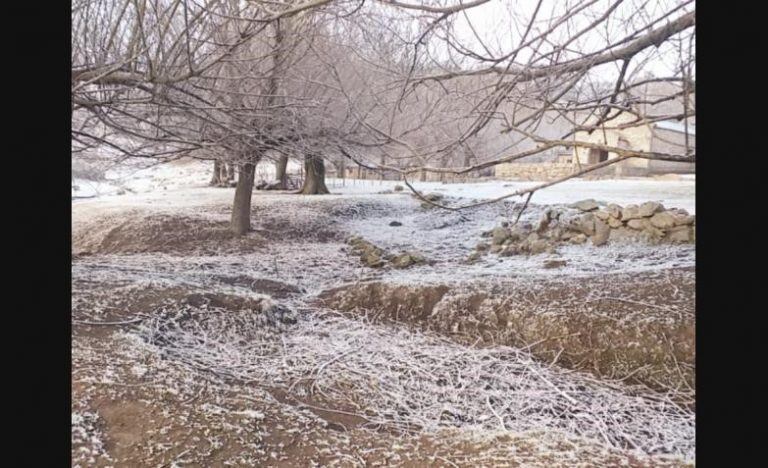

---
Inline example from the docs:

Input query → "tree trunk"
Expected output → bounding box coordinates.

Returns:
[226,163,236,185]
[299,154,330,194]
[210,160,222,186]
[231,162,256,235]
[275,155,288,188]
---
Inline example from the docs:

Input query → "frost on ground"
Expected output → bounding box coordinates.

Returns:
[71,410,110,467]
[72,165,695,466]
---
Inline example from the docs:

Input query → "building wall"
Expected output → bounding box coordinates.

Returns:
[647,127,695,174]
[570,112,660,175]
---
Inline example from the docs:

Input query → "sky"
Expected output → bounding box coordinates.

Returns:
[442,0,695,81]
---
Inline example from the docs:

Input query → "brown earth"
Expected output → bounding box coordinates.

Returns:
[72,213,267,256]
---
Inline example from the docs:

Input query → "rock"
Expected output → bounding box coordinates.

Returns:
[560,230,577,241]
[649,212,676,229]
[641,224,666,243]
[570,199,600,212]
[607,216,623,228]
[507,227,525,242]
[609,227,640,243]
[480,230,493,238]
[594,210,610,221]
[621,205,642,220]
[391,252,425,269]
[527,239,550,255]
[491,227,511,245]
[527,232,541,242]
[361,251,385,268]
[347,235,364,246]
[499,244,520,257]
[543,259,567,269]
[638,201,665,217]
[467,252,482,262]
[476,242,489,252]
[393,185,404,192]
[591,219,610,246]
[570,233,588,244]
[489,244,503,254]
[578,213,596,236]
[627,218,647,230]
[548,227,565,241]
[606,204,622,219]
[667,226,694,243]
[389,221,403,227]
[672,214,695,226]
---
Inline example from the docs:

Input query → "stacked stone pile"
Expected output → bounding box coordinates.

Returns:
[471,200,694,260]
[346,236,427,269]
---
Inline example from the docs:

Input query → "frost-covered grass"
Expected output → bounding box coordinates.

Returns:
[134,304,694,460]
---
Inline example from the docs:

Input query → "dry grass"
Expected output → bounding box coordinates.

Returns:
[126,298,694,461]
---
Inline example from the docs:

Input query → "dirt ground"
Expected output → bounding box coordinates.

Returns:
[72,190,695,467]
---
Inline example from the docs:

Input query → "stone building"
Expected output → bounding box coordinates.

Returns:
[572,112,695,176]
[495,81,695,180]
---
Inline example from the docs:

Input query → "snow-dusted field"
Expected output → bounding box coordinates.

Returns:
[74,159,695,213]
[326,177,695,214]
[72,160,695,466]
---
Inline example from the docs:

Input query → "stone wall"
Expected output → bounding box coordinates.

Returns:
[495,162,578,181]
[473,200,695,260]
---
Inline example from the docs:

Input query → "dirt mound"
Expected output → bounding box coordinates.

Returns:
[73,284,291,329]
[72,213,265,256]
[320,269,695,398]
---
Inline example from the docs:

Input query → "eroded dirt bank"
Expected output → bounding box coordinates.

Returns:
[320,268,694,398]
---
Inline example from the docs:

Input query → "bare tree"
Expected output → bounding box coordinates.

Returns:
[72,0,695,231]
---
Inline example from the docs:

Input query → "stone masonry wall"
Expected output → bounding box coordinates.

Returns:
[495,162,577,181]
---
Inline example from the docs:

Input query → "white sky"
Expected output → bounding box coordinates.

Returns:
[444,0,695,81]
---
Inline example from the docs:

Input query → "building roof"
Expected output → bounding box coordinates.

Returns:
[654,120,696,136]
